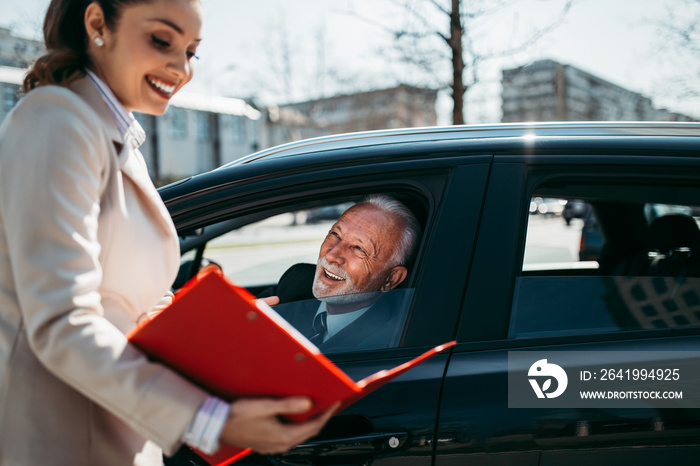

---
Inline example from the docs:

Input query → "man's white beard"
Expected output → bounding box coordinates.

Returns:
[312,257,382,305]
[317,289,383,305]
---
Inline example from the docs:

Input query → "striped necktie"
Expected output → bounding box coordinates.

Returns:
[309,311,328,345]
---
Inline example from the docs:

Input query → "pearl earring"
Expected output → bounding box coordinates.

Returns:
[94,37,104,47]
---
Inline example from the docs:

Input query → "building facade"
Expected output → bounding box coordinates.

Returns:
[0,28,44,69]
[260,105,330,150]
[135,92,261,185]
[279,84,438,135]
[502,59,696,122]
[0,66,22,122]
[0,28,438,184]
[0,30,40,123]
[0,65,262,186]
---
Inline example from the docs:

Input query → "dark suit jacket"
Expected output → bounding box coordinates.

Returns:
[274,291,409,353]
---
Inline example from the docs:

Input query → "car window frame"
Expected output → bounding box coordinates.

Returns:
[457,155,700,346]
[164,159,467,358]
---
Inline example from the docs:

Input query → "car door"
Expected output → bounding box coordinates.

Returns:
[162,152,491,465]
[436,156,700,466]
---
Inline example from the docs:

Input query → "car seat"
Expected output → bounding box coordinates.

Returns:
[256,263,317,304]
[646,214,700,276]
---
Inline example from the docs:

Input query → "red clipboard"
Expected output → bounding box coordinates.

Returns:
[127,266,456,466]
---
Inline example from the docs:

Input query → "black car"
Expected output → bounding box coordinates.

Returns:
[160,122,700,466]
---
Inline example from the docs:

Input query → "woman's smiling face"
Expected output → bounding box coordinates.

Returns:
[86,0,202,115]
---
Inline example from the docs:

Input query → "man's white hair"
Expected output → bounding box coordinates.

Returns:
[355,194,421,267]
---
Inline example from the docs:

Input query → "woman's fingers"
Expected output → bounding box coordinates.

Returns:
[219,398,338,455]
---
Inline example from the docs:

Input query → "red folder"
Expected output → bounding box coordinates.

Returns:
[127,266,456,466]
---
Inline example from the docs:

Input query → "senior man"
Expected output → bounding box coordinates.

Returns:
[273,194,421,352]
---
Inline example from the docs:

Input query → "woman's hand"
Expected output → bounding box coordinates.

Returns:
[219,397,338,455]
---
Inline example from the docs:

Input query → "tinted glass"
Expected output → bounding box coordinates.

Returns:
[513,195,700,339]
[524,198,601,271]
[510,276,700,338]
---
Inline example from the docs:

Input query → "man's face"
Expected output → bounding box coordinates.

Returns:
[312,205,405,306]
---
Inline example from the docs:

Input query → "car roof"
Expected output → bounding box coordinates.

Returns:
[221,121,700,167]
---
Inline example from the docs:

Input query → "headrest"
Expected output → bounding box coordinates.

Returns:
[648,214,700,252]
[276,263,317,304]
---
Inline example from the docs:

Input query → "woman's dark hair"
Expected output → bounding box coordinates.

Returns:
[22,0,148,92]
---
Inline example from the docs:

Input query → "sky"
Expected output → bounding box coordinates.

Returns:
[1,0,698,124]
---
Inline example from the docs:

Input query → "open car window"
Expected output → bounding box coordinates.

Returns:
[175,205,348,292]
[202,211,332,290]
[175,199,421,354]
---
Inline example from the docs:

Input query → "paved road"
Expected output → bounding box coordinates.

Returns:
[205,214,331,286]
[524,214,585,267]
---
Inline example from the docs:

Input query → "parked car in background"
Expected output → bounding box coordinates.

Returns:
[160,122,700,466]
[578,202,603,261]
[529,197,566,216]
[562,199,588,224]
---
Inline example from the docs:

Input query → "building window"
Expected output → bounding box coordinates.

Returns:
[230,116,244,143]
[170,108,187,139]
[3,85,19,113]
[133,112,148,131]
[196,111,210,141]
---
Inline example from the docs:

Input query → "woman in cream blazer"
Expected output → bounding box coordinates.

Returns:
[0,69,210,465]
[0,0,332,464]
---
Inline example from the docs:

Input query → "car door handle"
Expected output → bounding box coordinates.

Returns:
[283,432,409,458]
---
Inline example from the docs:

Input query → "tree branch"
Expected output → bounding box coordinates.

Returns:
[488,0,577,58]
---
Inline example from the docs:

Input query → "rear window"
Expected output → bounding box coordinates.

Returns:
[512,194,700,339]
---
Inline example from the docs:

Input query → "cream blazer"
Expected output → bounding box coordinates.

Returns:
[0,77,209,465]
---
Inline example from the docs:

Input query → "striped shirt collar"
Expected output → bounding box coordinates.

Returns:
[85,69,145,151]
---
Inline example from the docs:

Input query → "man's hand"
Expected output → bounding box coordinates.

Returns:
[219,397,339,455]
[258,295,280,307]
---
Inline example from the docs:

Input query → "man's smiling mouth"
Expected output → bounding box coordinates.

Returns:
[324,268,345,281]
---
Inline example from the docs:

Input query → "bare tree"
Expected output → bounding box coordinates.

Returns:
[345,0,574,124]
[656,0,700,57]
[259,15,298,103]
[242,12,366,106]
[653,0,700,100]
